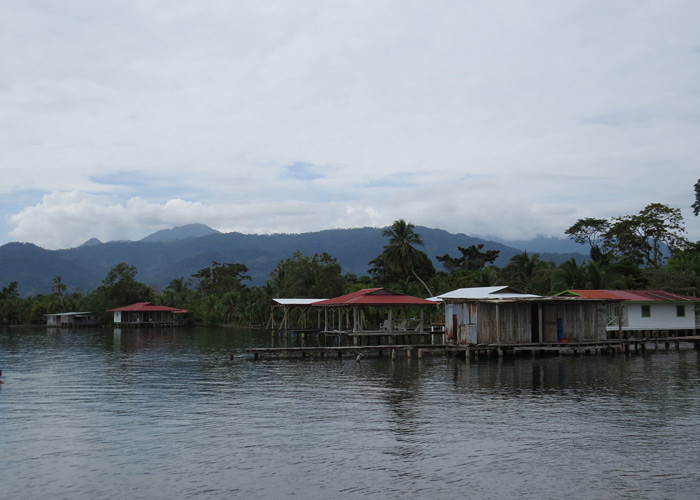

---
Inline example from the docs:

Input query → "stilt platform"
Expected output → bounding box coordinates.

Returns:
[245,335,700,360]
[245,344,446,360]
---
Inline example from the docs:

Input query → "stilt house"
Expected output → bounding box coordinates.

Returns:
[437,286,608,346]
[560,290,700,337]
[108,302,188,327]
[45,312,100,327]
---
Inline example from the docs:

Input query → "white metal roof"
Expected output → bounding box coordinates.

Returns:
[435,286,541,300]
[44,312,96,316]
[272,298,325,306]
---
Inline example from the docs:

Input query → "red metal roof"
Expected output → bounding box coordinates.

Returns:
[108,302,189,313]
[313,288,437,306]
[565,290,700,302]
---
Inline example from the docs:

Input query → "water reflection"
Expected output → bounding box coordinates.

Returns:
[1,328,700,500]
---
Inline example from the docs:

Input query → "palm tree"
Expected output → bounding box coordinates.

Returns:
[166,277,188,294]
[381,219,433,296]
[52,276,67,296]
[551,258,585,292]
[503,251,553,294]
[51,276,67,310]
[584,260,624,289]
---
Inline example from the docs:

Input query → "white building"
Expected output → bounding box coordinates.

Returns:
[561,290,700,335]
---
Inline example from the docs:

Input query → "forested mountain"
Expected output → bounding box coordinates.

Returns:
[0,226,586,296]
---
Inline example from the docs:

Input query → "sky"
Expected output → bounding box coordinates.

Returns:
[1,0,699,250]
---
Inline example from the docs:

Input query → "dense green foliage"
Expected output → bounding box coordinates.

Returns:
[3,191,700,326]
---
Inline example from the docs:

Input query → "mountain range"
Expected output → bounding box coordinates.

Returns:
[0,224,588,296]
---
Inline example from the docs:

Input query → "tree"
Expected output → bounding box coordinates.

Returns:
[551,258,586,292]
[693,178,700,216]
[606,203,686,268]
[98,262,151,307]
[52,276,67,296]
[565,218,610,261]
[375,220,434,296]
[1,281,19,299]
[268,251,345,298]
[193,262,251,297]
[436,244,500,273]
[502,251,554,294]
[568,204,688,268]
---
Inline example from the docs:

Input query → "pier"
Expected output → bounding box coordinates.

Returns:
[245,335,700,360]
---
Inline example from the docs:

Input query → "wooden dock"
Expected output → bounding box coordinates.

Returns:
[245,335,700,360]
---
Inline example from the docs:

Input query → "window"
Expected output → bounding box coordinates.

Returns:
[677,305,686,317]
[641,305,651,318]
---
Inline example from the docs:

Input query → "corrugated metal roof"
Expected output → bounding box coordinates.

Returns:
[272,298,325,305]
[313,288,436,306]
[436,286,541,300]
[565,290,700,302]
[108,302,189,313]
[44,311,95,316]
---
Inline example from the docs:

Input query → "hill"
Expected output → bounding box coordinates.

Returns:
[139,223,221,243]
[0,226,587,296]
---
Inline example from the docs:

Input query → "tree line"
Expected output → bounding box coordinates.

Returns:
[2,182,699,327]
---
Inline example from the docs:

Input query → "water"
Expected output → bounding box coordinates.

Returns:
[1,327,699,500]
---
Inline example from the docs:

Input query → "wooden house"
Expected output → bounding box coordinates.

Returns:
[560,290,700,337]
[108,302,188,327]
[45,311,100,327]
[436,286,608,346]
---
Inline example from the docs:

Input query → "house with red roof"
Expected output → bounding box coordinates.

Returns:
[560,290,700,337]
[108,302,188,327]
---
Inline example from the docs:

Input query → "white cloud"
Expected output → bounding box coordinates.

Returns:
[1,1,700,248]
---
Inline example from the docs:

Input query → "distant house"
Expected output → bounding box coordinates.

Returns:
[560,290,700,337]
[45,312,100,328]
[108,302,188,327]
[436,286,608,345]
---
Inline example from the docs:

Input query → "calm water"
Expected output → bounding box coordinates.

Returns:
[1,327,699,500]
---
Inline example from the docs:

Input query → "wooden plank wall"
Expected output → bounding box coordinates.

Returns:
[477,303,532,344]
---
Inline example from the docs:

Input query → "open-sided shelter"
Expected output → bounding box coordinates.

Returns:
[312,288,438,334]
[267,298,325,330]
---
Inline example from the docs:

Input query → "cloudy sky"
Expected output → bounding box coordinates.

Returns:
[1,0,699,250]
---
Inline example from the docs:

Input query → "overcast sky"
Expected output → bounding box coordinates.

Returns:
[1,0,699,250]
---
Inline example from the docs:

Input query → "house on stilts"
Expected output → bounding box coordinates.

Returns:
[559,290,700,338]
[108,302,188,328]
[45,311,100,328]
[436,286,610,346]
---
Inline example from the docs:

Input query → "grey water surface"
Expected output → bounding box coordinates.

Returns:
[1,327,699,500]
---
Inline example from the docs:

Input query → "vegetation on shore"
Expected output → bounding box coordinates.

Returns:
[2,183,700,327]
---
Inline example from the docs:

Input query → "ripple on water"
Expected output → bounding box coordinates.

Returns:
[1,329,700,499]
